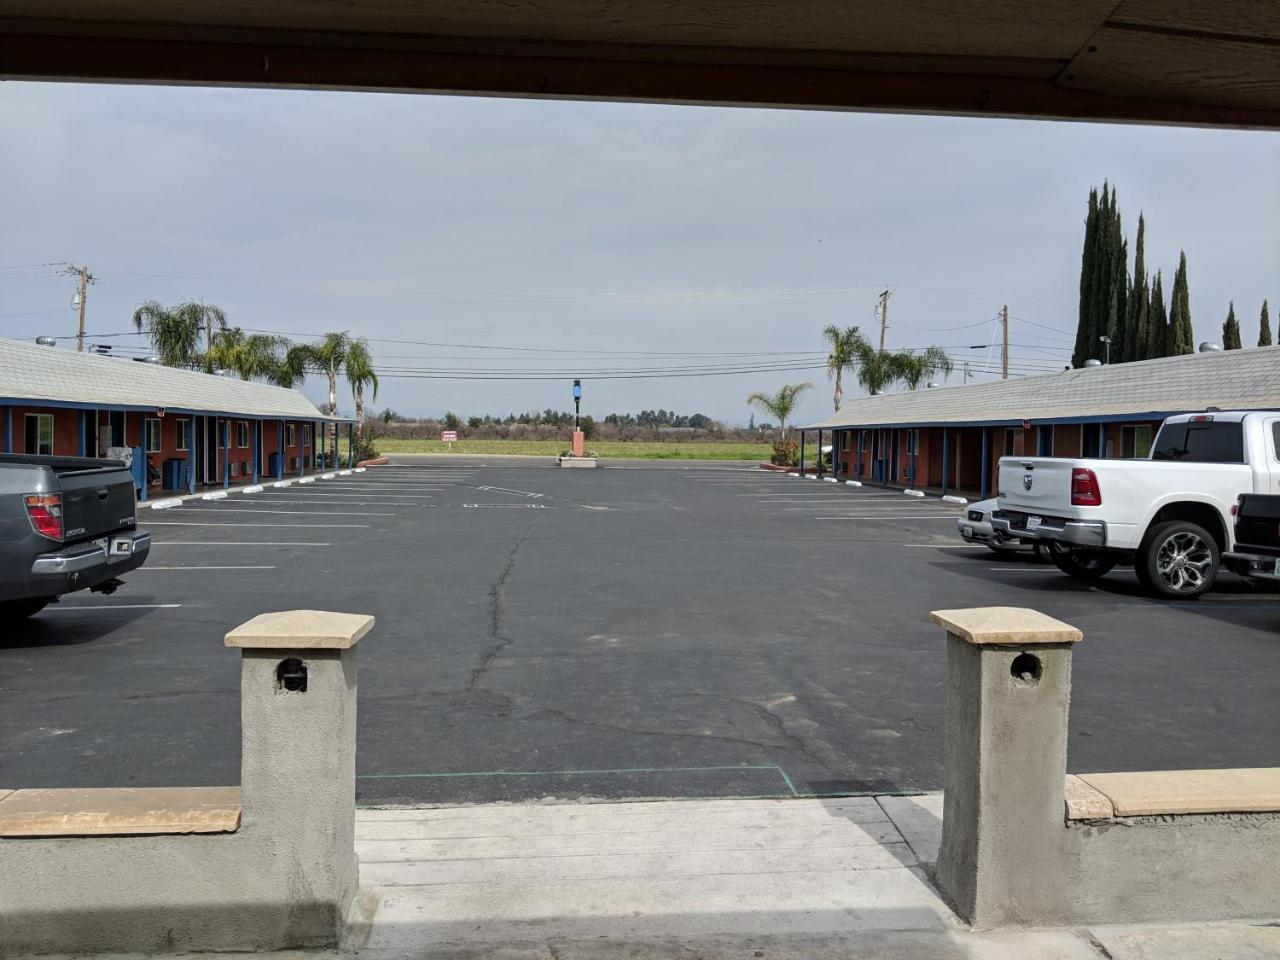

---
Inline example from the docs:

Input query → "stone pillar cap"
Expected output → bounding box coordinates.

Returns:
[225,610,374,649]
[930,606,1081,645]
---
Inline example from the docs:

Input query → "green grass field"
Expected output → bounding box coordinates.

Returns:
[376,438,773,460]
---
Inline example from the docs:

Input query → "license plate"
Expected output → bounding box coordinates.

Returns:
[962,524,974,537]
[1026,516,1042,531]
[109,537,133,556]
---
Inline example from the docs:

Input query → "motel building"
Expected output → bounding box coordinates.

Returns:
[0,336,354,500]
[797,345,1280,500]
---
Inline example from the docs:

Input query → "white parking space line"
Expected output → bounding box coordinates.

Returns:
[256,492,437,499]
[813,515,960,520]
[143,565,278,570]
[171,507,399,516]
[986,567,1050,572]
[902,544,986,549]
[149,541,332,546]
[146,521,370,528]
[45,603,183,611]
[235,498,427,506]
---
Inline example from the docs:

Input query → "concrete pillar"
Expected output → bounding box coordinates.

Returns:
[571,429,585,457]
[931,606,1082,928]
[225,610,373,944]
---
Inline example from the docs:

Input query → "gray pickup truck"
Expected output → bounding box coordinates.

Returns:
[1,454,151,622]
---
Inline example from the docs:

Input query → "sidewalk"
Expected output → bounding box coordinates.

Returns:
[344,795,1280,959]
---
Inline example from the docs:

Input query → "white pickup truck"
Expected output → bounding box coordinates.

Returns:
[992,411,1280,598]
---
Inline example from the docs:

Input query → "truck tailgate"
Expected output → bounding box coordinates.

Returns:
[997,458,1077,515]
[55,463,137,543]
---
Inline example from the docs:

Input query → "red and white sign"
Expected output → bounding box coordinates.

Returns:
[441,430,458,443]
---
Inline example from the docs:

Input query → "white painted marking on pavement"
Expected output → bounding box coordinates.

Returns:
[462,503,549,509]
[151,541,331,546]
[477,485,544,498]
[173,507,397,516]
[146,521,369,527]
[144,565,278,570]
[813,515,960,520]
[903,544,986,549]
[46,603,183,611]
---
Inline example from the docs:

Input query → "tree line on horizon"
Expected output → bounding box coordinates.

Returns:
[1073,183,1272,366]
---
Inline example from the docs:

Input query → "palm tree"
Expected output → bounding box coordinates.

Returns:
[207,327,294,382]
[345,338,379,427]
[293,332,352,458]
[131,300,227,369]
[897,345,955,390]
[849,338,904,396]
[746,382,812,438]
[822,324,868,412]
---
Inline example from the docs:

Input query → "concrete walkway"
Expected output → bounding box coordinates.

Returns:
[345,795,1280,959]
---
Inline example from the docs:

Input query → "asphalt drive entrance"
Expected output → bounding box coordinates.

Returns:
[3,458,1279,805]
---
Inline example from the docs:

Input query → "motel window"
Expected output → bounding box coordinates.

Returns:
[176,419,190,452]
[905,429,920,454]
[286,423,297,447]
[237,421,249,448]
[24,413,53,456]
[145,418,162,453]
[840,431,851,452]
[1121,424,1153,459]
[858,432,868,453]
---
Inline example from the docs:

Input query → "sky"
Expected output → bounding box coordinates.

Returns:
[2,82,1277,427]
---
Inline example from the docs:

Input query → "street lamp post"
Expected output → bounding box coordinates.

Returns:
[573,379,582,429]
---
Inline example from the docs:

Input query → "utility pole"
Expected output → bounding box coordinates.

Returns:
[878,289,891,352]
[1001,304,1009,380]
[62,264,96,352]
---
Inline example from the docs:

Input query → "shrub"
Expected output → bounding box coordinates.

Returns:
[771,437,798,466]
[348,423,380,465]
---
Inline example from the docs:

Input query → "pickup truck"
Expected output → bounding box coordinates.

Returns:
[992,411,1280,598]
[1,454,151,621]
[1224,493,1280,583]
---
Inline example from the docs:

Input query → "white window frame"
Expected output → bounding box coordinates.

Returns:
[175,419,190,452]
[145,417,163,453]
[25,413,54,456]
[237,421,249,449]
[286,423,297,447]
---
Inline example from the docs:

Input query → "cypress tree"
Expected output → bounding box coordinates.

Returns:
[1168,252,1194,355]
[1222,301,1242,349]
[1106,187,1128,363]
[1260,300,1273,347]
[1147,271,1167,358]
[1124,214,1149,361]
[1073,188,1100,368]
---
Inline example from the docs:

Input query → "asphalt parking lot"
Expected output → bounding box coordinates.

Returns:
[3,459,1279,805]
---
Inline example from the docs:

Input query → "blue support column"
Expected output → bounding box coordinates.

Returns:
[301,423,307,477]
[221,417,230,489]
[78,410,87,457]
[798,430,805,475]
[253,420,261,484]
[980,428,991,500]
[278,420,285,478]
[941,429,949,496]
[4,406,11,453]
[187,422,196,494]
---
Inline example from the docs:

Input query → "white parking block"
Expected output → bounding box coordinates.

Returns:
[823,477,838,483]
[149,498,184,510]
[242,484,264,494]
[273,480,293,488]
[201,491,228,501]
[354,467,367,473]
[904,489,926,497]
[298,477,317,484]
[845,480,862,487]
[942,495,969,505]
[321,472,336,480]
[787,472,799,477]
[338,469,353,476]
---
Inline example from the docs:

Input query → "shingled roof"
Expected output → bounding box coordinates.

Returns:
[0,337,343,421]
[803,346,1280,430]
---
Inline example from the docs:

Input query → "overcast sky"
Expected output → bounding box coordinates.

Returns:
[2,82,1277,426]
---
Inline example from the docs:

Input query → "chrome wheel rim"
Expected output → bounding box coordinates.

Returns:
[1155,531,1212,593]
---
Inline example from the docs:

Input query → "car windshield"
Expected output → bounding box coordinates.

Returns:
[1150,421,1244,463]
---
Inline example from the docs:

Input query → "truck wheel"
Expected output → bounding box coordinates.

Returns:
[0,599,49,622]
[1046,542,1117,580]
[1139,520,1219,599]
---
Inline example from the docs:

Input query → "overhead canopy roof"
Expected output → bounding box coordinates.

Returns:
[802,346,1280,431]
[0,338,344,422]
[2,1,1278,127]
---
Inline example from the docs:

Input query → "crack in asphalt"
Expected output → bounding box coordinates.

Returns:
[532,705,791,753]
[464,519,537,691]
[684,691,846,774]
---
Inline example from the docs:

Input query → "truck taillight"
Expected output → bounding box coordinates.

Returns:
[1070,468,1101,507]
[24,493,63,540]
